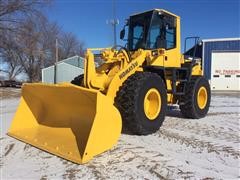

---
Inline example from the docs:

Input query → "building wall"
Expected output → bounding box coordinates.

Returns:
[211,52,240,90]
[62,56,84,68]
[42,62,83,83]
[203,40,240,79]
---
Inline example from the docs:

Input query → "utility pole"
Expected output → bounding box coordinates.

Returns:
[112,0,117,46]
[54,38,58,84]
[107,0,119,46]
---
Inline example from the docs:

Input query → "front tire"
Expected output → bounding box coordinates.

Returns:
[115,72,167,135]
[180,77,211,119]
[71,74,84,86]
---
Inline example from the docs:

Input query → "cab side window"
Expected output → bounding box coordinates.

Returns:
[165,18,176,49]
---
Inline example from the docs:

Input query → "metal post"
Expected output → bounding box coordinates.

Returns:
[112,0,116,46]
[106,0,118,47]
[113,20,117,46]
[54,39,58,84]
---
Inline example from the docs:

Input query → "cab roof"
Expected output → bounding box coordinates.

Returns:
[130,9,180,19]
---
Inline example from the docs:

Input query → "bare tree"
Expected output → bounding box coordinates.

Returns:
[0,0,51,81]
[0,1,85,82]
[15,16,57,82]
[59,32,85,60]
[0,48,23,80]
[0,0,50,33]
[0,29,23,79]
[37,15,60,67]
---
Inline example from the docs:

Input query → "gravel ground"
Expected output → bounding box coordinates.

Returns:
[0,88,239,179]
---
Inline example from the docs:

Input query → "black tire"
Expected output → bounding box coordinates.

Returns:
[115,72,167,135]
[180,76,211,119]
[71,74,84,86]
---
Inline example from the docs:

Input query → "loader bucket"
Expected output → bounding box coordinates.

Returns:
[7,83,122,164]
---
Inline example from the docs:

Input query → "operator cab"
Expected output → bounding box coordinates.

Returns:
[121,9,177,51]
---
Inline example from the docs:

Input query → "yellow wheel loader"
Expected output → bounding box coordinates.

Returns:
[8,9,211,164]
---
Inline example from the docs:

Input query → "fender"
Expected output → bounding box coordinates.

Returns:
[106,49,148,100]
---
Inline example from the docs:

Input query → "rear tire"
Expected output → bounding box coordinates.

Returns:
[180,77,211,119]
[71,74,84,86]
[115,72,167,135]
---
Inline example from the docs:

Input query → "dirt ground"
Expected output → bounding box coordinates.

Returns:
[0,88,239,179]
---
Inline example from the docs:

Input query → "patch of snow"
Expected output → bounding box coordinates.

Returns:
[0,93,239,179]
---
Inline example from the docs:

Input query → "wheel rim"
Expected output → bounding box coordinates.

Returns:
[144,88,161,120]
[197,86,208,109]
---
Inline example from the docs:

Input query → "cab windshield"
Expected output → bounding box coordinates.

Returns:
[128,12,152,51]
[128,10,176,51]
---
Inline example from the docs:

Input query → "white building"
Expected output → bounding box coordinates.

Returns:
[202,38,240,91]
[42,56,84,84]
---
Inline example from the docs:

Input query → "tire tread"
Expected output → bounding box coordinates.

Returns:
[115,72,166,135]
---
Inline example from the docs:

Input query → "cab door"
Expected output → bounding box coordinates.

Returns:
[146,11,181,68]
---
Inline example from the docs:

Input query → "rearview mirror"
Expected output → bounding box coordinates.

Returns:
[120,29,125,40]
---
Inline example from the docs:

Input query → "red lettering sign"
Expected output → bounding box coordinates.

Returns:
[214,69,240,75]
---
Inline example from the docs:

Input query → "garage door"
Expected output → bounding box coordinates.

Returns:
[211,52,240,91]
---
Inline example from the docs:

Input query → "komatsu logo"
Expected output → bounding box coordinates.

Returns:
[119,61,138,79]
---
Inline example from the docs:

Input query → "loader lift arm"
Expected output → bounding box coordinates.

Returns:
[83,47,148,100]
